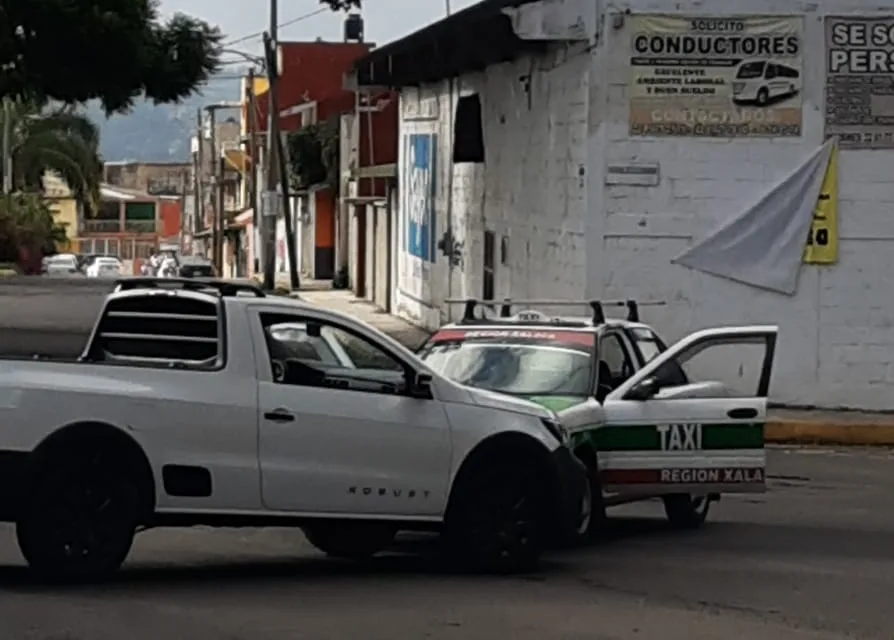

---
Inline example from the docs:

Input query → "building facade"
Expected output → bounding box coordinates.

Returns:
[355,0,894,410]
[104,161,189,196]
[251,41,385,281]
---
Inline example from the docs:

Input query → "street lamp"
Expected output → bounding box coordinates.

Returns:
[219,48,266,70]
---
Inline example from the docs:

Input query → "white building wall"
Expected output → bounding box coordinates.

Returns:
[393,0,894,410]
[592,0,894,410]
[395,46,591,329]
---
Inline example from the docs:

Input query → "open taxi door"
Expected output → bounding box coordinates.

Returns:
[596,325,777,496]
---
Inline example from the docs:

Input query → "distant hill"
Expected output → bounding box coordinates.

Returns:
[88,73,244,163]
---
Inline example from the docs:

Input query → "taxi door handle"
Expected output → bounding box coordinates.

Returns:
[727,407,758,419]
[264,409,295,423]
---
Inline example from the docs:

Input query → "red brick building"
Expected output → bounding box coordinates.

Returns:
[251,41,398,280]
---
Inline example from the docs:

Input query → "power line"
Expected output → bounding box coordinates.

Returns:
[222,7,330,46]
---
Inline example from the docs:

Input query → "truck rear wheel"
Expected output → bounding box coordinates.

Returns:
[663,494,711,529]
[303,523,396,560]
[17,448,141,582]
[444,456,547,573]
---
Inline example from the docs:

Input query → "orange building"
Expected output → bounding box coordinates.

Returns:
[78,184,182,274]
[249,41,394,280]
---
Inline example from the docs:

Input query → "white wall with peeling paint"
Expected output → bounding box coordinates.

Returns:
[393,0,894,410]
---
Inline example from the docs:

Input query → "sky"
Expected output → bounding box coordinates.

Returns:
[159,0,481,59]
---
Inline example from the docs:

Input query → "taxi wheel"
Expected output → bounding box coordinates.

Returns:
[574,447,607,540]
[663,494,711,529]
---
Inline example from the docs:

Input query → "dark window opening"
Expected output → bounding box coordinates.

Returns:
[96,200,120,221]
[483,230,495,301]
[453,94,485,163]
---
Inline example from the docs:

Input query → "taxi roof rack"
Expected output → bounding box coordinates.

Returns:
[444,298,666,325]
[114,277,266,297]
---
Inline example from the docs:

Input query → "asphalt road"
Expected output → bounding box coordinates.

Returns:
[0,446,889,639]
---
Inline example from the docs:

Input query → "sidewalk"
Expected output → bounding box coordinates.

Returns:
[297,288,430,350]
[767,408,894,446]
[296,285,894,447]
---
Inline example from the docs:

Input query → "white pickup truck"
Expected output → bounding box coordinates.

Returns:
[0,278,588,581]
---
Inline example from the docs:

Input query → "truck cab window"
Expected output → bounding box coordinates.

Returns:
[260,314,405,395]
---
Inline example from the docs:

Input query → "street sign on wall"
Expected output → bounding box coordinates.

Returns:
[261,190,280,217]
[825,16,894,148]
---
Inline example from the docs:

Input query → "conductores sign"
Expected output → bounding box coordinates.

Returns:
[825,17,894,148]
[629,16,803,137]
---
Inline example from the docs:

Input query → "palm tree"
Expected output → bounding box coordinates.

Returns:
[0,193,66,270]
[0,100,103,214]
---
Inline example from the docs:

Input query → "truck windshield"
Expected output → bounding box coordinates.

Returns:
[418,328,594,396]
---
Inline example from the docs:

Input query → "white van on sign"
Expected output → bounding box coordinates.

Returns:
[732,59,800,106]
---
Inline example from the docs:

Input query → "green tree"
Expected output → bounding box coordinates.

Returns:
[1,0,222,112]
[0,193,66,263]
[286,118,340,192]
[1,101,102,214]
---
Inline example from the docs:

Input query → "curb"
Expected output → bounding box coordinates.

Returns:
[766,420,894,446]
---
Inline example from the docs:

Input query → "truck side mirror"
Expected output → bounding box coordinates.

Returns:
[409,372,433,399]
[627,376,660,401]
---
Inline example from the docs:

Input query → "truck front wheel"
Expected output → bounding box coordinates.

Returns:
[303,523,396,560]
[17,448,141,582]
[444,456,547,573]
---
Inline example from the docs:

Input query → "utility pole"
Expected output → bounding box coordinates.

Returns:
[247,69,258,231]
[247,69,261,275]
[261,0,279,290]
[247,70,263,275]
[216,154,226,276]
[194,109,204,241]
[192,111,201,248]
[2,99,12,194]
[206,106,219,269]
[264,31,299,290]
[180,168,189,253]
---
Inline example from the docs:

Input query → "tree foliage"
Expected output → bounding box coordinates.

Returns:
[0,0,223,113]
[0,193,67,264]
[1,101,103,214]
[286,118,340,193]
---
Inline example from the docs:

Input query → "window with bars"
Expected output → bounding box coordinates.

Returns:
[87,292,222,368]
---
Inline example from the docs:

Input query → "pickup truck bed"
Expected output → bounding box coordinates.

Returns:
[0,277,112,358]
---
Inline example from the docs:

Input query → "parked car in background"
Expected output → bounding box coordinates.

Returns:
[0,262,22,277]
[43,253,79,276]
[80,254,117,274]
[85,256,123,278]
[177,255,216,278]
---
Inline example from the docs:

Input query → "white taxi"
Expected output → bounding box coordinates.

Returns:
[416,299,777,535]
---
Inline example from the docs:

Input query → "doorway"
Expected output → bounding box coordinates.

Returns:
[483,229,495,301]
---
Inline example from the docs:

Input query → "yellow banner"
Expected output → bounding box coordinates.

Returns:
[803,143,838,264]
